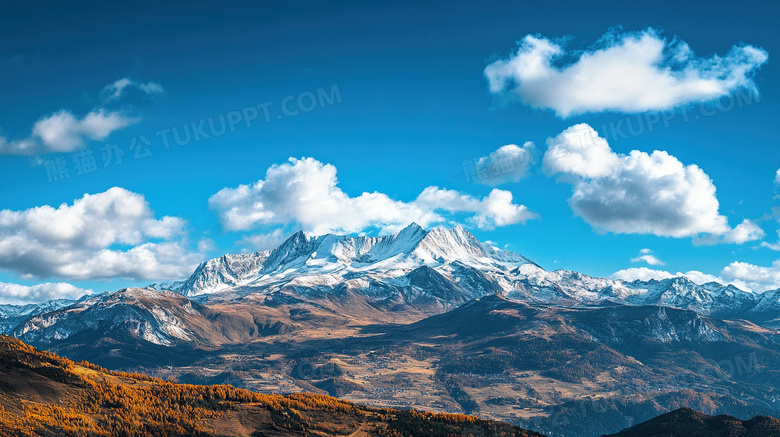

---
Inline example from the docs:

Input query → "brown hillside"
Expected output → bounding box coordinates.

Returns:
[0,335,544,437]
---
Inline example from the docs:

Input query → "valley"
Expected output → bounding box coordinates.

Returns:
[0,335,544,436]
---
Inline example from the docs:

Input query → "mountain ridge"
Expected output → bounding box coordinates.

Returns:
[138,224,779,326]
[601,407,780,437]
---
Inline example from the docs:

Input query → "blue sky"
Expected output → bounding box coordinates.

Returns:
[1,0,779,303]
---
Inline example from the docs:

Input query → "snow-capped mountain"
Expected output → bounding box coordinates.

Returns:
[10,287,310,350]
[13,288,205,347]
[155,223,778,323]
[0,299,79,333]
[509,267,777,321]
[153,251,271,296]
[168,223,535,298]
[0,298,76,319]
[3,224,779,352]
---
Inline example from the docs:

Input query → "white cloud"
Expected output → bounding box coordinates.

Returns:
[632,255,664,266]
[612,267,675,282]
[102,77,164,100]
[762,242,780,251]
[775,169,780,185]
[718,219,765,244]
[0,187,200,280]
[209,157,537,235]
[33,109,137,152]
[0,282,91,305]
[469,142,538,185]
[0,109,137,155]
[485,28,768,117]
[760,207,780,250]
[631,248,664,266]
[544,124,619,178]
[721,260,780,292]
[197,238,216,253]
[415,186,537,229]
[0,78,161,155]
[543,123,764,243]
[761,230,780,251]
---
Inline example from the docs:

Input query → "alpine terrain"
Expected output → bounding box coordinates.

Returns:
[1,224,779,437]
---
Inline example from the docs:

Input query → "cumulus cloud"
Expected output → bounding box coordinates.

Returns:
[612,267,676,282]
[467,142,538,185]
[209,157,537,235]
[715,219,765,244]
[485,28,768,117]
[0,187,200,280]
[631,248,664,266]
[0,78,162,155]
[775,169,780,185]
[543,123,764,243]
[721,260,780,292]
[415,186,537,229]
[0,282,91,305]
[102,77,164,100]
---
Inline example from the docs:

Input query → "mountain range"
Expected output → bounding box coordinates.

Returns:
[1,223,779,437]
[155,223,780,325]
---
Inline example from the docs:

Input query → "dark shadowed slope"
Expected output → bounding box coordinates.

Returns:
[602,407,780,437]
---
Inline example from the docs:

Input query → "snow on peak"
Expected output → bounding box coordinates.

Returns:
[262,223,491,273]
[144,223,773,319]
[168,251,270,296]
[358,222,428,263]
[168,224,537,297]
[412,226,487,263]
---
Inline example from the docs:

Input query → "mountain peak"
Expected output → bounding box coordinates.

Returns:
[159,224,539,298]
[288,229,313,244]
[402,222,423,231]
[393,222,428,243]
[413,226,485,261]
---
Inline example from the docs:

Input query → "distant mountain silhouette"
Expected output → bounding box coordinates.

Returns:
[603,407,780,436]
